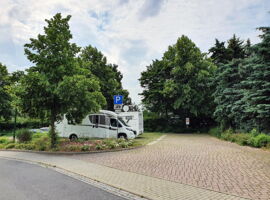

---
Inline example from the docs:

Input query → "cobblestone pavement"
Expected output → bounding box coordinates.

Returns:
[73,134,270,200]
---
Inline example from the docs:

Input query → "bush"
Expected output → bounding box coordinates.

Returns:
[16,129,32,143]
[209,127,222,138]
[32,134,50,151]
[214,127,270,149]
[51,147,60,152]
[119,140,129,148]
[25,144,36,150]
[250,128,260,137]
[104,140,119,149]
[65,145,81,152]
[5,143,15,149]
[81,145,90,151]
[220,129,235,141]
[119,141,129,148]
[220,133,231,141]
[14,143,26,149]
[32,132,45,139]
[252,134,270,148]
[15,143,35,150]
[0,137,10,144]
[234,134,253,146]
[95,144,105,150]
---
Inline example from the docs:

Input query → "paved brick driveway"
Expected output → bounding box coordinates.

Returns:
[73,134,270,200]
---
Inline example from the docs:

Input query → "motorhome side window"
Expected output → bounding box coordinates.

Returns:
[110,119,122,128]
[99,115,106,125]
[89,115,99,124]
[110,119,117,127]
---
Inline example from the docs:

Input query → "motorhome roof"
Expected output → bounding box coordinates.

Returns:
[99,110,118,118]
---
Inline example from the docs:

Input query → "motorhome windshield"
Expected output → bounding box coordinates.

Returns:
[118,118,130,127]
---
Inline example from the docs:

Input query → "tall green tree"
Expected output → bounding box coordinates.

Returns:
[9,70,25,83]
[21,13,105,147]
[140,59,173,116]
[209,39,230,64]
[140,36,216,126]
[162,36,216,118]
[227,34,246,60]
[79,45,130,110]
[7,70,25,117]
[213,59,243,130]
[211,35,251,130]
[6,70,25,142]
[239,27,270,132]
[244,39,252,57]
[0,63,12,120]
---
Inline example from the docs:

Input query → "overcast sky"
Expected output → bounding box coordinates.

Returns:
[0,0,269,104]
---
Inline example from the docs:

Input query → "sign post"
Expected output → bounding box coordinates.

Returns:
[114,95,123,105]
[114,95,123,114]
[114,95,123,136]
[185,117,190,128]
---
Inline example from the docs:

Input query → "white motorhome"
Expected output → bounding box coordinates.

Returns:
[118,111,144,136]
[55,110,136,140]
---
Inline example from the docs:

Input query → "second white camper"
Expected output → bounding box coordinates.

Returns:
[118,111,144,136]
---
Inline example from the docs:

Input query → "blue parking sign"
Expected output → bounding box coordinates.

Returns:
[114,95,123,105]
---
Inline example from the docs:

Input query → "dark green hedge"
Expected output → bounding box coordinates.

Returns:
[144,117,215,133]
[0,121,49,131]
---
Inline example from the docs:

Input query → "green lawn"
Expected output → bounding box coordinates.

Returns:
[132,132,163,147]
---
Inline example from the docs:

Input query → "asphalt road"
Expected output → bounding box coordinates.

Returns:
[0,158,126,200]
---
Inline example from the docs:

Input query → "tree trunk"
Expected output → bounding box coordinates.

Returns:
[13,108,17,143]
[50,112,57,148]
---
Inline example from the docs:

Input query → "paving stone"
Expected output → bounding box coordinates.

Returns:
[74,134,270,200]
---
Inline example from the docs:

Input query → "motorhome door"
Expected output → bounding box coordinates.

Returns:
[89,114,108,138]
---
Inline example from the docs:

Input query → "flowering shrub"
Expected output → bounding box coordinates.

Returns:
[211,128,270,149]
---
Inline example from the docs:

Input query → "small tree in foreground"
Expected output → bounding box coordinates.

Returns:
[21,13,106,147]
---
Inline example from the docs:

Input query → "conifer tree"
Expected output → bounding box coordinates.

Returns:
[209,39,230,64]
[240,27,270,131]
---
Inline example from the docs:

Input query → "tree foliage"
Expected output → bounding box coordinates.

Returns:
[213,59,243,129]
[209,39,230,64]
[140,59,172,115]
[0,63,12,120]
[212,29,270,132]
[140,36,216,126]
[21,13,106,147]
[239,27,270,131]
[79,45,131,110]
